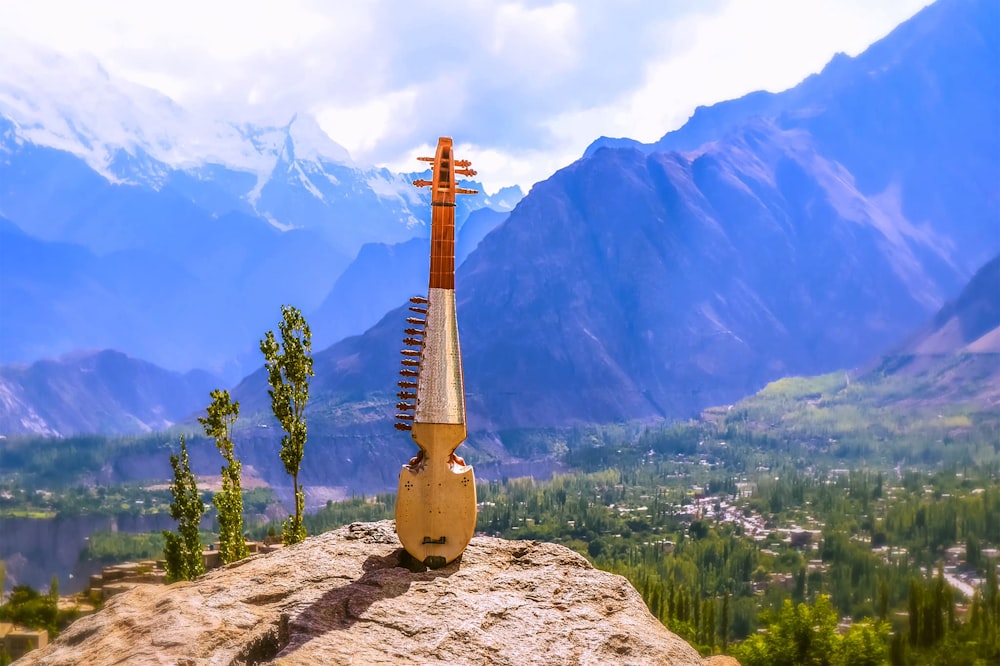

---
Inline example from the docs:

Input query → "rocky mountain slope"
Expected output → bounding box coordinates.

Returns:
[21,521,718,665]
[896,254,1000,357]
[0,349,220,436]
[865,252,1000,406]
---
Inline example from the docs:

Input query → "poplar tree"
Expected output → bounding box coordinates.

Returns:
[162,436,206,581]
[199,389,247,563]
[720,591,730,650]
[260,305,313,545]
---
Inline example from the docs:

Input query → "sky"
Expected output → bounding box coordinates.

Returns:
[0,0,933,193]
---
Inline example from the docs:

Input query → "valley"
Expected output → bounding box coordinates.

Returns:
[0,0,998,663]
[4,396,998,662]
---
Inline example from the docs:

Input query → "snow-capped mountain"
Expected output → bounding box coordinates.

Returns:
[0,39,522,379]
[0,39,300,184]
[0,38,519,248]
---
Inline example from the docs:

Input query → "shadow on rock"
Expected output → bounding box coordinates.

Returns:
[277,547,457,659]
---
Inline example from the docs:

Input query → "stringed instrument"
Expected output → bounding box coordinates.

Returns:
[394,137,478,569]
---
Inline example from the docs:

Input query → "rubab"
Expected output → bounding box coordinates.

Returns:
[394,137,478,568]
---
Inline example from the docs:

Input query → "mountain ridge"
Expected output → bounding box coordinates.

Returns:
[0,349,221,437]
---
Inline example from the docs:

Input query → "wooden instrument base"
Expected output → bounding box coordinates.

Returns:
[395,423,477,568]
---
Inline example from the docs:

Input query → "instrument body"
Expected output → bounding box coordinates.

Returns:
[395,137,478,568]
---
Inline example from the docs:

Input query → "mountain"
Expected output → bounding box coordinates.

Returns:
[896,254,1000,357]
[222,0,998,489]
[697,256,1000,465]
[0,350,221,437]
[866,253,1000,406]
[309,207,510,350]
[0,212,343,380]
[456,206,510,265]
[588,0,999,274]
[309,237,429,351]
[0,43,520,378]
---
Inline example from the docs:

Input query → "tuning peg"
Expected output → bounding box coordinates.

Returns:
[410,296,429,304]
[409,307,428,316]
[394,422,413,431]
[404,328,424,337]
[455,168,477,177]
[417,156,434,162]
[412,179,432,188]
[454,159,472,167]
[398,380,418,388]
[400,369,419,377]
[397,391,417,400]
[396,413,415,421]
[403,337,422,346]
[455,187,479,195]
[397,402,416,411]
[400,349,420,356]
[401,359,420,367]
[406,317,426,326]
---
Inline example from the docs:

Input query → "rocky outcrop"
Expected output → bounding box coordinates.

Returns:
[23,521,723,665]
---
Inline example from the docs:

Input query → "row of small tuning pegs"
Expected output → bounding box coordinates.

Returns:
[395,295,428,431]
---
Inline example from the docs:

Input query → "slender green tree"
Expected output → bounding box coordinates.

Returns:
[260,305,314,545]
[720,591,731,650]
[199,389,247,563]
[162,436,206,581]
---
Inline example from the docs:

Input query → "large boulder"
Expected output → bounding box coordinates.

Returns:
[24,521,723,665]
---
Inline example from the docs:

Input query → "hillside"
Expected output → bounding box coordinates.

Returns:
[0,350,220,437]
[696,254,1000,466]
[866,252,1000,406]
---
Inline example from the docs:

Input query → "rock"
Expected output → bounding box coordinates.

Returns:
[22,521,728,665]
[702,658,741,666]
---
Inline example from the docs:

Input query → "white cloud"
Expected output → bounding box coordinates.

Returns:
[490,2,581,77]
[0,0,933,192]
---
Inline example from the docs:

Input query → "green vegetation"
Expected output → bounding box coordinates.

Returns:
[714,370,1000,468]
[735,594,888,666]
[80,532,167,563]
[0,434,170,489]
[248,493,397,540]
[0,482,174,519]
[0,582,78,639]
[162,436,205,582]
[260,304,314,545]
[199,389,247,564]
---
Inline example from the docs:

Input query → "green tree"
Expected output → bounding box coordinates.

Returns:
[736,595,840,666]
[0,584,57,636]
[260,305,314,545]
[162,436,206,581]
[834,620,888,666]
[199,389,247,563]
[720,591,731,650]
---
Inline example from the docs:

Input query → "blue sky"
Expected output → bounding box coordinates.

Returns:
[0,0,932,191]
